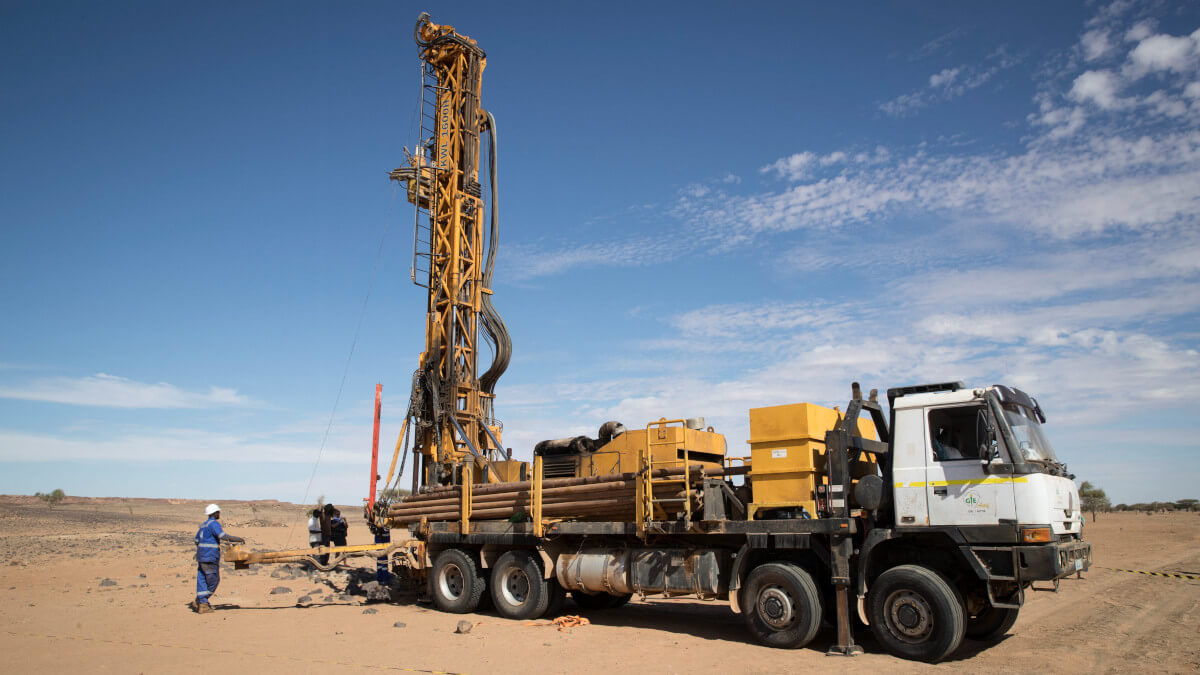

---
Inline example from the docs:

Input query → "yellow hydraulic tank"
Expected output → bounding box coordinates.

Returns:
[748,402,877,518]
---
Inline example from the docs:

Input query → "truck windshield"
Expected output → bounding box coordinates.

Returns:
[1001,406,1060,463]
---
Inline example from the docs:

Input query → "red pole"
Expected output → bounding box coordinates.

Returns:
[367,383,382,515]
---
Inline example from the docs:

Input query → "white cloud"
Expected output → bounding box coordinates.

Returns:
[1069,70,1126,108]
[1124,20,1156,43]
[0,427,362,464]
[929,67,962,88]
[879,49,1017,117]
[0,373,251,409]
[1081,29,1114,61]
[761,151,817,179]
[1124,31,1200,78]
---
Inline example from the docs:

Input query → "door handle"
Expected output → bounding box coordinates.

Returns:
[934,487,948,496]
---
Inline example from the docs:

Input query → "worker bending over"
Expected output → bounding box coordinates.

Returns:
[192,503,245,614]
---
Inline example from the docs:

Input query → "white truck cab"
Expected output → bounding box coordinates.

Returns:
[891,383,1083,539]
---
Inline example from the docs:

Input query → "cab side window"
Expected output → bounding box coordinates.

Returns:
[928,406,981,461]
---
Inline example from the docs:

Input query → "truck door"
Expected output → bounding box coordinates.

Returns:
[925,404,1016,526]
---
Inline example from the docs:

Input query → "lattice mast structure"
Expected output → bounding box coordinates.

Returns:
[390,13,510,490]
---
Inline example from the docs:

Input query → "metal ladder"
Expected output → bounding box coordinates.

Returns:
[637,419,692,537]
[410,60,440,289]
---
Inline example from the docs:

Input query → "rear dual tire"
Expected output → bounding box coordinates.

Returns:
[430,549,487,614]
[490,550,554,620]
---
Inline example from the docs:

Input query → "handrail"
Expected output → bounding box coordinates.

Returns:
[640,418,693,536]
[533,456,544,537]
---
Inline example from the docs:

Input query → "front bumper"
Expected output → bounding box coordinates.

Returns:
[1016,539,1092,581]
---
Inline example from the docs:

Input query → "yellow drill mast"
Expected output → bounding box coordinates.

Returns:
[390,13,510,490]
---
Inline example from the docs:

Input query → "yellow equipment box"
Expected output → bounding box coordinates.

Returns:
[583,425,727,477]
[748,402,877,519]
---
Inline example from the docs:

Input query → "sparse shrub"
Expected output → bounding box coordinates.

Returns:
[36,489,66,507]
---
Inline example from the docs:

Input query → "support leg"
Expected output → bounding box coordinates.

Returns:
[826,535,863,657]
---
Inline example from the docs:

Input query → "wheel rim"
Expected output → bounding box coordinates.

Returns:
[438,562,464,600]
[500,566,530,606]
[884,589,934,644]
[756,585,796,629]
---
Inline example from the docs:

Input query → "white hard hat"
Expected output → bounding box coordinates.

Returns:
[205,503,221,516]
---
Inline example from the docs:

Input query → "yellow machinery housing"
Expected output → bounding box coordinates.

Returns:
[747,402,877,519]
[557,423,727,479]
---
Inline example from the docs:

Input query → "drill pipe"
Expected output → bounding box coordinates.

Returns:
[404,464,747,502]
[389,495,638,522]
[391,482,638,509]
[387,487,636,514]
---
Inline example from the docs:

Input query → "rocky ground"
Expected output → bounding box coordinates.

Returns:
[0,499,1196,674]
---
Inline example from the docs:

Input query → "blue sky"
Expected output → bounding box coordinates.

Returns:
[2,1,1198,506]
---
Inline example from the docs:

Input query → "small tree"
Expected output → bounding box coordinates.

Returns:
[35,489,66,508]
[1175,499,1198,513]
[1078,482,1110,521]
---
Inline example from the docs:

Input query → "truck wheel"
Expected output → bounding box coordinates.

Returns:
[868,565,965,662]
[739,562,823,649]
[430,549,486,614]
[965,605,1018,642]
[490,550,551,620]
[544,578,567,618]
[570,591,632,610]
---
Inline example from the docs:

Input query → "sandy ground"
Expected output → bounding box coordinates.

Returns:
[0,499,1197,674]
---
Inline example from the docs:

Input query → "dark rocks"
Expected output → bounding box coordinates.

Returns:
[99,578,117,587]
[269,586,291,595]
[362,608,378,615]
[455,620,473,634]
[394,621,407,628]
[296,595,312,605]
[358,580,392,603]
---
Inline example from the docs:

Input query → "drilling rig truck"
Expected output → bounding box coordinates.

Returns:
[226,13,1092,663]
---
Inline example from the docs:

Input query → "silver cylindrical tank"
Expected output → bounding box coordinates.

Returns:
[555,550,633,595]
[554,548,731,599]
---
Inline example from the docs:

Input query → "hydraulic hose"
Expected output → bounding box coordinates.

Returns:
[479,110,511,404]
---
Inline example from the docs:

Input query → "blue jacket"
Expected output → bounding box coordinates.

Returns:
[195,517,226,563]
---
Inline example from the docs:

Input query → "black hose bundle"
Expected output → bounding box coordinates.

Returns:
[479,110,511,411]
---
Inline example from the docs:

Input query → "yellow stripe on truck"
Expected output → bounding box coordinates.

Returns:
[893,477,1029,488]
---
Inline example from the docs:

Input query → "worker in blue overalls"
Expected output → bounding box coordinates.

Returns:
[192,503,245,614]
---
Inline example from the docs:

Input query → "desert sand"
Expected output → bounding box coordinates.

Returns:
[0,498,1196,674]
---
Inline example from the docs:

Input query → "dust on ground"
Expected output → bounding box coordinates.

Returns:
[0,499,1197,674]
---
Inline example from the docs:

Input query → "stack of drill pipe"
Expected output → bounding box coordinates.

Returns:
[387,464,747,524]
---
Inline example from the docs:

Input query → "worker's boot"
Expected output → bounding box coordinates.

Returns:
[197,602,214,614]
[188,600,198,612]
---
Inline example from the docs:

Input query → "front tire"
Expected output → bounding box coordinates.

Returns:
[429,549,486,614]
[868,565,965,662]
[965,605,1018,642]
[489,550,551,620]
[739,562,823,649]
